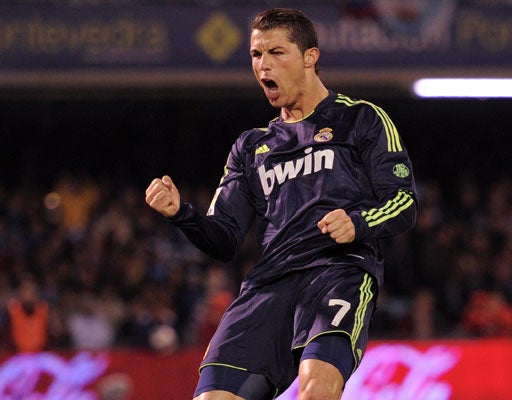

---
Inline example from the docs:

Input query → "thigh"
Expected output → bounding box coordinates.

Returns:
[194,365,275,400]
[292,266,377,370]
[300,333,354,384]
[298,359,344,400]
[200,278,297,392]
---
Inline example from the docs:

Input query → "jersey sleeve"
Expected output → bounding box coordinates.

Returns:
[167,136,256,261]
[349,103,417,241]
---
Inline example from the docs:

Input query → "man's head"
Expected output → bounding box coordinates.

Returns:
[251,8,319,65]
[250,8,323,112]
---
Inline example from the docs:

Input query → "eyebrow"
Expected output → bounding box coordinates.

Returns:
[250,45,286,53]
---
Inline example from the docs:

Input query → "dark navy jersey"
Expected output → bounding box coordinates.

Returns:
[169,91,417,287]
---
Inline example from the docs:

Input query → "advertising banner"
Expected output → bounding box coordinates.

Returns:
[279,339,512,400]
[0,339,510,399]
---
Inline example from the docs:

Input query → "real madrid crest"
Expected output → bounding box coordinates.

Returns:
[314,127,333,142]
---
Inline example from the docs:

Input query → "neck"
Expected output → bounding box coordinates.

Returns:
[281,79,329,122]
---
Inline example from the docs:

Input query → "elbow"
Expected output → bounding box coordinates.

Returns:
[409,200,419,230]
[396,191,418,233]
[207,246,238,262]
[206,238,240,262]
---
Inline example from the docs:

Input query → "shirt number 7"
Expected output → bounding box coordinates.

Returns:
[329,299,351,327]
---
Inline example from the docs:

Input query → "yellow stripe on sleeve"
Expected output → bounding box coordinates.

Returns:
[362,190,415,228]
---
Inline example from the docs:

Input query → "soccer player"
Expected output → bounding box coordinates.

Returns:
[146,8,417,400]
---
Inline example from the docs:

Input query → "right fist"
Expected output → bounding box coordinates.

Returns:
[145,175,181,218]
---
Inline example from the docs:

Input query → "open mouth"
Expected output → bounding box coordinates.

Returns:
[262,78,278,91]
[261,78,279,101]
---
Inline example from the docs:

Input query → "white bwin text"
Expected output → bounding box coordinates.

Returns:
[258,147,334,196]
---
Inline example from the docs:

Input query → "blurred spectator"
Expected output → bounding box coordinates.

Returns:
[66,291,116,350]
[90,197,135,258]
[490,247,512,304]
[450,174,483,228]
[461,290,512,337]
[97,284,127,337]
[410,288,436,339]
[122,294,155,348]
[7,276,49,352]
[194,264,235,347]
[97,373,134,400]
[54,173,100,243]
[122,282,179,352]
[147,283,180,354]
[485,178,512,237]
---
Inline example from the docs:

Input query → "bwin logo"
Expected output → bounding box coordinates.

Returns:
[258,147,334,196]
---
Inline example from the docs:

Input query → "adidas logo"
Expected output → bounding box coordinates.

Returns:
[255,144,270,154]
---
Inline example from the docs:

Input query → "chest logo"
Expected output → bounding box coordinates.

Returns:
[314,127,334,142]
[258,147,335,196]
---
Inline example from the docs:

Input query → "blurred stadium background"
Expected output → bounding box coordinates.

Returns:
[0,1,511,399]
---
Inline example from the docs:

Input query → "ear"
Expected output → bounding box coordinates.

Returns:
[304,47,320,69]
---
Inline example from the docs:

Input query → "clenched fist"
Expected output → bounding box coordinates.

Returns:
[317,209,355,244]
[145,175,181,218]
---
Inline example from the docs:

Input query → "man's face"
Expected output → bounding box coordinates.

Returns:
[250,28,307,109]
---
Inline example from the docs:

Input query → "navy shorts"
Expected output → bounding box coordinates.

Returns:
[197,265,377,396]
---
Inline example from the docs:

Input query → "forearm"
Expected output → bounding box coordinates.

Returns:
[167,202,241,261]
[350,189,417,241]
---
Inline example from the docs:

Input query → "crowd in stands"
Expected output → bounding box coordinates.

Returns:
[0,171,511,354]
[375,175,512,339]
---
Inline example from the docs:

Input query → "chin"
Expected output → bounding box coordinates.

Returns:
[266,96,285,108]
[268,99,281,108]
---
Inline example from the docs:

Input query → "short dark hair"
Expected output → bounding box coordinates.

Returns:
[251,8,319,55]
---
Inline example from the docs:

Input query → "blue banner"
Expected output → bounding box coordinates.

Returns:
[0,2,510,73]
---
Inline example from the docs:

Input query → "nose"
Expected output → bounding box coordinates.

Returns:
[259,53,270,70]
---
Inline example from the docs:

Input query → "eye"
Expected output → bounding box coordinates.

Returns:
[269,47,285,55]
